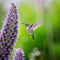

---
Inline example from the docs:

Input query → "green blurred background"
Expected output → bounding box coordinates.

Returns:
[0,0,60,60]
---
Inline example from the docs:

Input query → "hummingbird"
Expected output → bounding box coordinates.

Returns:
[21,22,42,40]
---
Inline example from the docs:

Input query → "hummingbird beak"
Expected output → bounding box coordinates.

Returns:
[21,23,29,27]
[21,23,25,25]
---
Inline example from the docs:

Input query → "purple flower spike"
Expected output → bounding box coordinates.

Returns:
[13,48,24,60]
[0,3,18,59]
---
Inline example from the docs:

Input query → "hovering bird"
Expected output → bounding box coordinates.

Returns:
[21,22,42,40]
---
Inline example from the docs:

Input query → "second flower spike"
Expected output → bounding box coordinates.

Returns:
[13,48,24,60]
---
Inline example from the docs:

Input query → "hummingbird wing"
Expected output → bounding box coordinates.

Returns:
[30,22,42,30]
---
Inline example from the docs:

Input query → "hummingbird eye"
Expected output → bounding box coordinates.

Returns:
[25,24,29,27]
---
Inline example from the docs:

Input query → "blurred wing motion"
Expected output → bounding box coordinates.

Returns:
[30,22,42,30]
